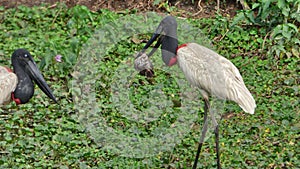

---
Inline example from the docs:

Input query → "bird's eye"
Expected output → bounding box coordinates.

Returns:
[24,54,28,57]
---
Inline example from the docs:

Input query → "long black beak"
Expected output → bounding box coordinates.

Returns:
[25,59,58,103]
[140,16,178,66]
[142,33,162,55]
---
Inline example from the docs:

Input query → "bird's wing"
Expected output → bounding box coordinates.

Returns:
[0,66,18,105]
[177,43,256,114]
[219,56,256,114]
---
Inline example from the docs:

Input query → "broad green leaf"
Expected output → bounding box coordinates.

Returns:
[231,12,246,26]
[291,48,299,57]
[287,23,298,32]
[292,38,300,44]
[247,11,256,23]
[282,24,292,39]
[282,7,290,17]
[252,3,261,9]
[271,24,283,39]
[278,0,286,9]
[261,0,271,20]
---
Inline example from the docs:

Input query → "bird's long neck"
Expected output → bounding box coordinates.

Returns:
[161,33,179,66]
[12,59,34,104]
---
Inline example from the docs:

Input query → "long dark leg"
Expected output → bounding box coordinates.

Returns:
[215,124,221,169]
[192,99,210,169]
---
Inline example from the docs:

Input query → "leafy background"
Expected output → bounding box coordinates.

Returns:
[0,0,299,168]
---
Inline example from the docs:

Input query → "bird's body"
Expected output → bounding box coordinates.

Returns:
[177,43,256,114]
[0,49,57,105]
[0,66,17,105]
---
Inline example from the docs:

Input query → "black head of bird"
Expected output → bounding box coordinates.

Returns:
[134,16,178,77]
[11,49,57,104]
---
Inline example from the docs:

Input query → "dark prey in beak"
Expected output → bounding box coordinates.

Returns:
[11,49,57,104]
[134,52,154,77]
[134,16,179,77]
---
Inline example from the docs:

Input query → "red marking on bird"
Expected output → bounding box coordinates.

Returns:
[11,93,21,105]
[5,67,13,73]
[177,43,188,51]
[168,57,177,66]
[168,43,188,66]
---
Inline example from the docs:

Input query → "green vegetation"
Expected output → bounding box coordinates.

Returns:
[0,2,299,168]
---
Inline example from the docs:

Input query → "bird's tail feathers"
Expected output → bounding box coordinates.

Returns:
[236,86,256,114]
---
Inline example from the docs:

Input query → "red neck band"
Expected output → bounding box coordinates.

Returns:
[5,67,13,73]
[176,43,188,51]
[11,93,21,105]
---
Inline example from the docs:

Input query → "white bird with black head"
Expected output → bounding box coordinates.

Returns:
[0,49,57,105]
[134,16,256,169]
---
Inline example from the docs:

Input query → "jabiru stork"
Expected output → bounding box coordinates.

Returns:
[0,49,57,105]
[134,16,256,169]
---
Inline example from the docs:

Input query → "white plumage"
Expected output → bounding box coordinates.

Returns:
[0,66,18,105]
[177,43,256,114]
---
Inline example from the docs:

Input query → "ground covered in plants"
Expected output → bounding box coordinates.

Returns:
[0,0,243,18]
[0,0,299,169]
